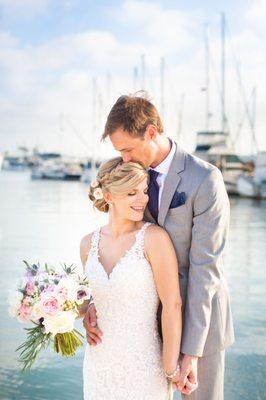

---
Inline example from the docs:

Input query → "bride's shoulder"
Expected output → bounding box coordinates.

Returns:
[143,224,173,262]
[80,226,103,266]
[144,223,172,246]
[144,224,174,262]
[145,222,168,235]
[80,233,94,267]
[80,232,93,251]
[80,226,102,250]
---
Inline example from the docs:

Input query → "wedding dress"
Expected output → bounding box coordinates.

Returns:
[83,222,172,400]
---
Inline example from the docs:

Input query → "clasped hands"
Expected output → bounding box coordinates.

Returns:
[83,304,199,396]
[166,355,199,395]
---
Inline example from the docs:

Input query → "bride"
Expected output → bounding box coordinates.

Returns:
[79,157,182,400]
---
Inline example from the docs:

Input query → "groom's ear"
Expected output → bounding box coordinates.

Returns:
[145,124,158,141]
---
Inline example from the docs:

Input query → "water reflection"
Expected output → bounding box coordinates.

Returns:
[0,171,265,400]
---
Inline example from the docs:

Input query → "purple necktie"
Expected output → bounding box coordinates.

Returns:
[148,169,160,221]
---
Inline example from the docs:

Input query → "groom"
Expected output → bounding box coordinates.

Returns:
[83,93,234,399]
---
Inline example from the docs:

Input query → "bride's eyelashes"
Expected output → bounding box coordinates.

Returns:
[127,190,148,197]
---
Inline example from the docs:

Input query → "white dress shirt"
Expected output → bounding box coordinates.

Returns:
[149,139,176,209]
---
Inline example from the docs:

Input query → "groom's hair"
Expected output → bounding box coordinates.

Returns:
[102,91,164,140]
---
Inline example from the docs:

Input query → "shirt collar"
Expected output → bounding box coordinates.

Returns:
[150,138,176,175]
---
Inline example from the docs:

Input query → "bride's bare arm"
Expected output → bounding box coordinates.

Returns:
[145,225,182,375]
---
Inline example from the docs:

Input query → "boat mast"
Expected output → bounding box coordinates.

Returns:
[204,23,210,131]
[177,93,185,142]
[140,54,146,90]
[92,77,97,167]
[106,72,111,109]
[221,12,226,134]
[160,56,165,120]
[133,66,138,91]
[251,86,257,154]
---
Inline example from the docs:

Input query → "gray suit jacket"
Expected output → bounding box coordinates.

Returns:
[144,142,235,357]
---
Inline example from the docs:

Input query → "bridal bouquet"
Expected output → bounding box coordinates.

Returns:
[8,261,91,370]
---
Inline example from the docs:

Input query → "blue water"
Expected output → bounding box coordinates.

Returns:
[0,170,265,400]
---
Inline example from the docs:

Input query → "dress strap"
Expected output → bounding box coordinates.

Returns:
[88,228,100,258]
[134,222,153,258]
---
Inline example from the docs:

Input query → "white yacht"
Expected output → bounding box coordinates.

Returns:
[31,157,84,181]
[237,151,266,198]
[0,153,4,170]
[194,131,246,195]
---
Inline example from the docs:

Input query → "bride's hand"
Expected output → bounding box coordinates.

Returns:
[167,368,181,385]
[172,378,198,395]
[83,303,103,346]
[170,365,198,395]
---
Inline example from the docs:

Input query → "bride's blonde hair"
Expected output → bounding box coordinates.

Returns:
[88,157,148,213]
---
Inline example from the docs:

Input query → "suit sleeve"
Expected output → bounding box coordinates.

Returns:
[180,167,230,357]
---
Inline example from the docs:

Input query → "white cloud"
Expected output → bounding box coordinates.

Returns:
[0,31,19,48]
[0,1,265,155]
[245,0,266,23]
[113,0,198,52]
[0,0,49,18]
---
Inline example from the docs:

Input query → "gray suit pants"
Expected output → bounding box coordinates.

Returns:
[175,350,225,400]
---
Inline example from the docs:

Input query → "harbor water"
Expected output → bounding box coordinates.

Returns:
[0,170,265,400]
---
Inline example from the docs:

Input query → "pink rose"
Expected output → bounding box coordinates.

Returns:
[18,303,32,322]
[23,296,32,305]
[39,291,62,317]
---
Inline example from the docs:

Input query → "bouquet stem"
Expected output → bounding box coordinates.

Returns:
[54,330,84,357]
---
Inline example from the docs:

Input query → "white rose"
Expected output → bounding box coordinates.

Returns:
[7,290,24,317]
[90,180,99,188]
[9,290,24,303]
[31,301,43,322]
[57,277,78,301]
[43,310,77,335]
[8,300,21,317]
[93,188,103,200]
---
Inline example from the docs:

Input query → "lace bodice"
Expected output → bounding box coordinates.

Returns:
[83,222,171,400]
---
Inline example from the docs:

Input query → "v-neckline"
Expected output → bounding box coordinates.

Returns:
[95,223,147,280]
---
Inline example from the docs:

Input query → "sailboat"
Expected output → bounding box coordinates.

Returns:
[80,77,107,184]
[31,155,84,180]
[194,131,246,195]
[0,153,4,170]
[237,151,266,198]
[193,14,247,195]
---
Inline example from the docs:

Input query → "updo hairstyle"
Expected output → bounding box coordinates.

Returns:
[88,157,148,213]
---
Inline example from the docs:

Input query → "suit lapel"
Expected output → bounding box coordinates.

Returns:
[157,143,186,226]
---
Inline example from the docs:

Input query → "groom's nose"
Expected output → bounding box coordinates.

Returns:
[122,153,131,163]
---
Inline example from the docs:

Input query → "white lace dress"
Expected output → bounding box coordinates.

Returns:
[83,222,172,400]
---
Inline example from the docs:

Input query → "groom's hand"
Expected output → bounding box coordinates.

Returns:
[83,303,103,345]
[177,354,198,395]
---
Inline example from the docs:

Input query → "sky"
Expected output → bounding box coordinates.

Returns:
[0,0,265,158]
